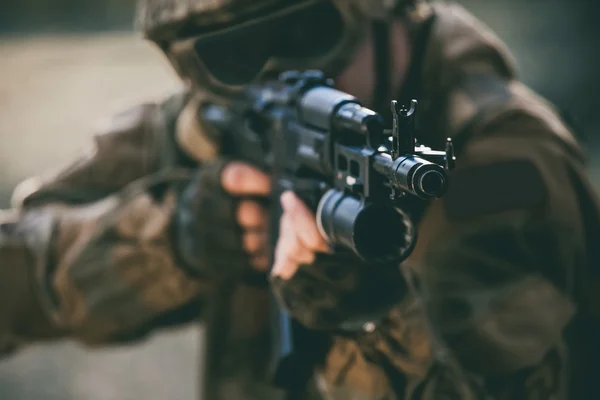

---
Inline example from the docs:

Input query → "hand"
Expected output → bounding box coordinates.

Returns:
[176,159,271,280]
[220,161,271,271]
[271,191,329,280]
[270,191,406,330]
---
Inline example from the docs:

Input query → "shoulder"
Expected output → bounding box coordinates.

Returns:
[15,90,192,208]
[450,78,584,169]
[424,3,582,158]
[93,89,191,166]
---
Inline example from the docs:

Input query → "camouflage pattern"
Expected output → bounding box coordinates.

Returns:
[284,3,593,399]
[136,0,418,40]
[136,0,311,42]
[140,0,422,97]
[0,1,598,400]
[271,253,407,331]
[0,91,208,347]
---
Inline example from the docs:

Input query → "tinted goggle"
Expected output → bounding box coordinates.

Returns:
[167,1,345,86]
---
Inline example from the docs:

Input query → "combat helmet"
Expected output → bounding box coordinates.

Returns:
[135,0,424,97]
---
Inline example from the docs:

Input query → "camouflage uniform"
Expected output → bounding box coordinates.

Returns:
[0,1,598,399]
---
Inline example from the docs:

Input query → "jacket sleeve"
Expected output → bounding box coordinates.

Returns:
[374,111,584,398]
[0,92,213,355]
[319,111,586,399]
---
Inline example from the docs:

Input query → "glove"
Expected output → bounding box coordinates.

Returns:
[175,159,270,282]
[270,251,407,331]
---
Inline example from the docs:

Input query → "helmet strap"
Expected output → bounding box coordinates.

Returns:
[395,10,436,132]
[371,20,392,116]
[370,8,436,122]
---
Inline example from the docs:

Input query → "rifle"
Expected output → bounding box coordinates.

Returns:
[202,70,456,396]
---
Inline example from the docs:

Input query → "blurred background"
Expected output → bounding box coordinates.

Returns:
[0,0,598,399]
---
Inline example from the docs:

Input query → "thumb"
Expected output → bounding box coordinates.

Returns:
[175,95,221,162]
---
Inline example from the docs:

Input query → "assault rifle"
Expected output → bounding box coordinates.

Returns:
[202,70,456,395]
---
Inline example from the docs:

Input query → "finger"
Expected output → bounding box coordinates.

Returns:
[280,191,329,253]
[221,162,271,196]
[272,215,315,280]
[251,254,270,272]
[271,258,297,281]
[243,231,267,254]
[237,200,268,229]
[276,214,315,265]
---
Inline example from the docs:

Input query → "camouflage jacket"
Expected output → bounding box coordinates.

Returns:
[1,2,599,400]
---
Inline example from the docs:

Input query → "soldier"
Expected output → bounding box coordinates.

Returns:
[0,0,598,399]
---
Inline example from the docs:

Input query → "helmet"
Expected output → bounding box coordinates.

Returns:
[136,0,418,38]
[135,0,422,97]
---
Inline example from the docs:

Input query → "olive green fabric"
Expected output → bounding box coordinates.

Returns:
[292,5,598,399]
[135,0,419,41]
[0,1,597,400]
[270,2,595,399]
[140,0,423,98]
